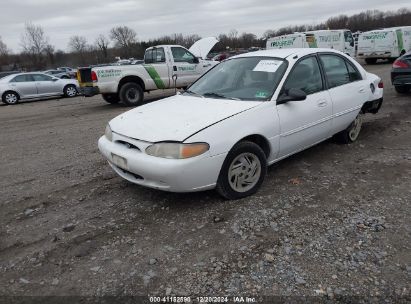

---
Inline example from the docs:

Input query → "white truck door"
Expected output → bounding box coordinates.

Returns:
[170,46,200,87]
[143,47,171,89]
[343,31,355,56]
[277,55,332,157]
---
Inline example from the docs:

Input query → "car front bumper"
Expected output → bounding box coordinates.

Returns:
[98,135,227,192]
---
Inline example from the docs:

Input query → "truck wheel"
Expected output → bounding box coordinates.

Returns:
[119,83,143,106]
[365,58,377,64]
[102,93,120,104]
[395,85,410,94]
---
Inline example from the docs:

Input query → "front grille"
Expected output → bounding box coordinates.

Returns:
[116,166,144,180]
[115,140,141,151]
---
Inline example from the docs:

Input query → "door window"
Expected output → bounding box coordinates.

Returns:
[32,74,53,81]
[283,56,323,95]
[144,48,166,64]
[10,74,34,82]
[320,55,351,88]
[171,47,196,63]
[320,54,362,88]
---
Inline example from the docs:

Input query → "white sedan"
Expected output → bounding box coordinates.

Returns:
[0,72,79,105]
[98,48,383,199]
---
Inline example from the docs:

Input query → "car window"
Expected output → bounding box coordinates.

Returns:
[32,74,53,81]
[319,55,350,88]
[10,75,34,82]
[283,56,323,95]
[171,47,196,63]
[144,48,166,64]
[346,61,362,82]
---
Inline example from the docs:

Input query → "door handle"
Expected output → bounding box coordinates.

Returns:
[203,63,211,67]
[317,100,327,107]
[358,87,365,93]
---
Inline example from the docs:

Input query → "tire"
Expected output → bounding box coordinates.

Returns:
[2,91,19,105]
[336,113,363,144]
[365,58,377,64]
[119,82,143,106]
[64,85,77,98]
[395,85,410,94]
[102,93,120,104]
[216,141,267,200]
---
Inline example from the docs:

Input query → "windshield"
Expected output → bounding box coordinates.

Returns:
[186,56,288,101]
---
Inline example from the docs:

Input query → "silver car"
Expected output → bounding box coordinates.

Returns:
[0,72,79,105]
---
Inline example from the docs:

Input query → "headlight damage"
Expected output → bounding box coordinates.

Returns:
[146,142,209,159]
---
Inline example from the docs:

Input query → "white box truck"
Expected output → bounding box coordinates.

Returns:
[357,27,411,64]
[266,30,355,57]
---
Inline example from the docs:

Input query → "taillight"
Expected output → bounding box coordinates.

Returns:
[378,81,384,88]
[91,71,98,82]
[393,59,409,69]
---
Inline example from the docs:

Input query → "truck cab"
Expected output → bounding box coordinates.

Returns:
[77,37,219,106]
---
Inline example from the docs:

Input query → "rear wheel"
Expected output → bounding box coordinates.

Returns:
[64,85,77,97]
[102,93,120,104]
[2,91,19,105]
[365,58,377,64]
[119,82,143,106]
[216,141,267,200]
[336,113,363,144]
[395,85,410,94]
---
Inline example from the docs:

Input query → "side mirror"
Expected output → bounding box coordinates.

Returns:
[277,88,307,105]
[193,57,200,64]
[52,78,59,82]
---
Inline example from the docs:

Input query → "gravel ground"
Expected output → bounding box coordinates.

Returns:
[0,63,410,302]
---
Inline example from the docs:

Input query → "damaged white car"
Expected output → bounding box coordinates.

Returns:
[98,48,383,199]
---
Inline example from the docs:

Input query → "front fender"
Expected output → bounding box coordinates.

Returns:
[185,102,280,162]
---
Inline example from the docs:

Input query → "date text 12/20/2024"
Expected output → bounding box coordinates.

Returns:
[149,296,257,303]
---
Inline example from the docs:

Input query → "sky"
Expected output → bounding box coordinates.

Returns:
[0,0,410,52]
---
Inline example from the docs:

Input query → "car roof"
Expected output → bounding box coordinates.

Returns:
[232,48,344,60]
[0,72,53,82]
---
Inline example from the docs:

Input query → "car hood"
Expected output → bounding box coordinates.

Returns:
[109,95,262,142]
[189,37,219,59]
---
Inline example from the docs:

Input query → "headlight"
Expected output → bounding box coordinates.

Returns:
[146,142,209,159]
[105,124,113,142]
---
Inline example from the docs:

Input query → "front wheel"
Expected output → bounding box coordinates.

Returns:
[64,85,77,97]
[216,141,267,200]
[119,83,143,106]
[102,93,120,104]
[336,113,363,144]
[2,91,19,105]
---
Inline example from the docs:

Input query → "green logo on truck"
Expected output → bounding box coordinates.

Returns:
[97,69,121,78]
[143,65,166,89]
[271,37,296,47]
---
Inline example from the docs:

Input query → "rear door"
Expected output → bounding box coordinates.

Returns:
[32,74,61,95]
[8,74,37,98]
[277,55,332,157]
[318,53,367,134]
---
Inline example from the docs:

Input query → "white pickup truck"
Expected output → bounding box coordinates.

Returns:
[78,37,219,106]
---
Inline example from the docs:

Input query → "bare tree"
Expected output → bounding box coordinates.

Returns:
[20,22,50,69]
[110,26,137,57]
[95,34,110,60]
[68,35,88,53]
[0,36,9,56]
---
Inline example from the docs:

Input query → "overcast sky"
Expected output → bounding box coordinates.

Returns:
[0,0,410,52]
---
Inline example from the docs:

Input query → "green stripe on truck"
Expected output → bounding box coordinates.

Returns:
[143,65,166,89]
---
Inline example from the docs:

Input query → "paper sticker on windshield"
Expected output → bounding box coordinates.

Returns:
[253,60,282,73]
[255,91,269,98]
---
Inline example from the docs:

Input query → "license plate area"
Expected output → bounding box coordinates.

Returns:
[111,153,128,170]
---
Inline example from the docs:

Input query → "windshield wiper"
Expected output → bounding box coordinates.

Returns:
[203,92,241,100]
[184,90,203,98]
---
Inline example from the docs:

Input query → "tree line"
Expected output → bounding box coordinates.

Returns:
[0,7,410,71]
